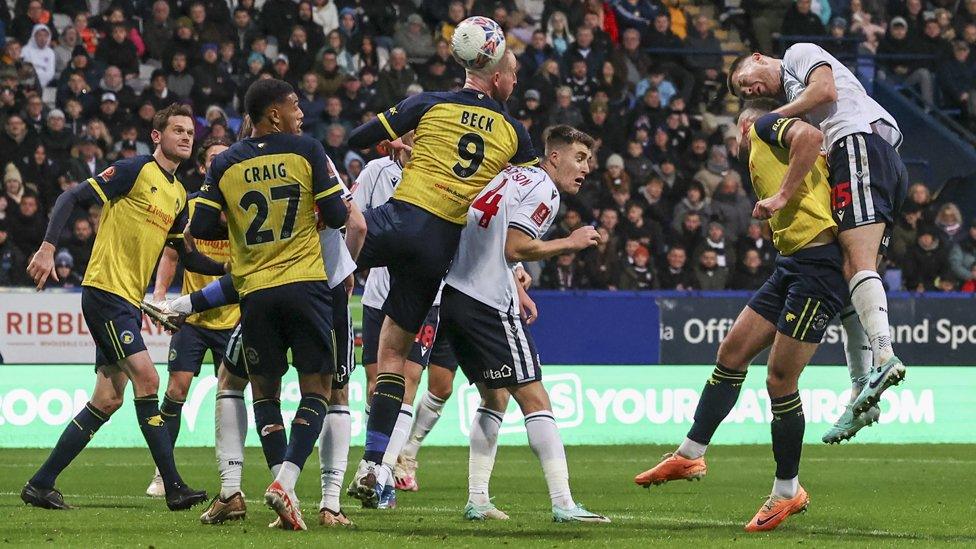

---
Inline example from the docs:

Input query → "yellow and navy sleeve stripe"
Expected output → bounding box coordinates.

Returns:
[376,111,398,140]
[195,196,222,210]
[774,117,798,148]
[87,177,108,203]
[315,184,343,201]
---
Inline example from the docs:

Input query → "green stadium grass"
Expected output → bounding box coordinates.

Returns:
[1,444,974,547]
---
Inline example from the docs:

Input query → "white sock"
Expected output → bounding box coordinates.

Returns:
[216,390,247,499]
[276,461,301,492]
[319,405,351,512]
[525,411,574,509]
[676,437,708,459]
[381,404,414,486]
[849,270,894,366]
[772,476,799,499]
[840,306,873,404]
[401,392,447,459]
[468,407,502,505]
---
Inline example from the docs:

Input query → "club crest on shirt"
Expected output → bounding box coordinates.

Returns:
[531,202,550,226]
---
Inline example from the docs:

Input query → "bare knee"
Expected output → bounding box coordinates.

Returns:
[480,388,509,413]
[330,386,349,406]
[716,339,751,372]
[766,367,796,397]
[165,374,192,401]
[428,365,454,400]
[91,395,123,416]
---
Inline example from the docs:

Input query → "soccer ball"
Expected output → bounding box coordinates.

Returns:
[451,16,506,70]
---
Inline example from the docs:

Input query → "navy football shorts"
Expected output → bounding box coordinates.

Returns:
[357,199,462,333]
[331,283,355,389]
[167,323,233,376]
[828,132,909,255]
[222,323,249,380]
[747,243,849,344]
[239,280,334,378]
[81,286,147,368]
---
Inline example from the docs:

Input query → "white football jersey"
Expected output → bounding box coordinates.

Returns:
[319,158,356,289]
[781,43,901,151]
[446,165,559,313]
[351,156,445,308]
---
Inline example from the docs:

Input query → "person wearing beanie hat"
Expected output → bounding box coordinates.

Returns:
[617,243,658,290]
[904,224,952,291]
[51,249,82,288]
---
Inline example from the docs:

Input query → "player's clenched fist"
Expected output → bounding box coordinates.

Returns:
[568,225,601,251]
[27,242,59,290]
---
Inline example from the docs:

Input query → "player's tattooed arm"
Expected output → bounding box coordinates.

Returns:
[505,226,601,262]
[774,65,837,118]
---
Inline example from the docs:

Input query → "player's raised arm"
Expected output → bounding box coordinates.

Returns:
[27,158,141,289]
[347,94,432,149]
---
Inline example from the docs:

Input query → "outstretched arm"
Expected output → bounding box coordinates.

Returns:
[504,226,602,263]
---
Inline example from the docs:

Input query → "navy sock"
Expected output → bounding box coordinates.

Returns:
[160,394,184,447]
[687,364,747,444]
[134,395,184,489]
[30,403,108,489]
[282,394,329,468]
[254,398,287,472]
[770,391,805,479]
[363,373,404,464]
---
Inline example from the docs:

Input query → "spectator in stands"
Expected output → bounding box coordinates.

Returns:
[671,180,711,233]
[96,25,139,81]
[40,109,72,167]
[21,24,55,88]
[22,94,46,135]
[643,13,694,102]
[565,58,600,106]
[520,29,557,82]
[877,17,935,107]
[905,182,938,222]
[579,226,619,289]
[614,0,659,36]
[376,48,417,108]
[18,143,59,211]
[144,1,175,62]
[57,46,99,91]
[549,85,585,128]
[192,44,236,111]
[920,14,952,62]
[0,114,38,170]
[622,201,664,251]
[728,248,768,290]
[949,219,976,282]
[395,14,436,65]
[3,165,28,218]
[166,51,194,100]
[50,249,82,287]
[623,140,654,184]
[694,248,729,290]
[659,245,698,290]
[298,73,327,139]
[934,202,966,243]
[565,25,606,78]
[67,136,107,182]
[937,41,976,129]
[546,11,575,57]
[680,133,709,175]
[613,28,653,90]
[710,172,752,239]
[97,66,137,117]
[848,0,886,54]
[823,17,859,64]
[736,220,777,269]
[696,221,736,270]
[281,27,315,83]
[11,1,58,46]
[602,153,631,193]
[541,250,589,289]
[617,244,657,289]
[0,218,29,286]
[671,209,705,253]
[7,191,45,253]
[781,0,827,40]
[890,200,924,264]
[903,226,952,291]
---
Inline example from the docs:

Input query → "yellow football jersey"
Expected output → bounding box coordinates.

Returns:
[181,199,239,330]
[749,114,836,255]
[375,89,538,224]
[83,156,188,306]
[196,133,342,296]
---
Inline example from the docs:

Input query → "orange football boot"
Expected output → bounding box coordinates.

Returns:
[744,485,809,532]
[634,452,707,487]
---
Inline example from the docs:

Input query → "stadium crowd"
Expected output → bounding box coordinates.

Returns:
[0,0,974,293]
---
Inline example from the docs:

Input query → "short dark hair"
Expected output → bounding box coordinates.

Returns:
[543,124,596,155]
[152,103,193,132]
[727,54,750,97]
[244,78,294,123]
[198,135,232,162]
